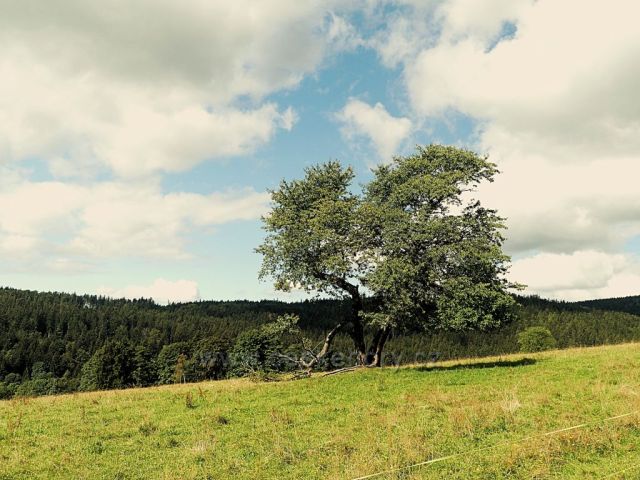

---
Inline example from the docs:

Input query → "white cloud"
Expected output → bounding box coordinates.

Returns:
[387,0,640,298]
[511,250,640,301]
[0,178,269,262]
[435,0,532,45]
[337,99,412,160]
[0,1,368,178]
[326,12,365,53]
[0,45,290,181]
[0,1,371,274]
[407,0,640,143]
[97,278,200,305]
[462,149,640,256]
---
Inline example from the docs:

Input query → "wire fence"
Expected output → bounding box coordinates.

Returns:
[351,411,640,480]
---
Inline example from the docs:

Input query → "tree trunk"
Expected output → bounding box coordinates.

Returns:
[301,322,343,370]
[371,326,391,367]
[348,292,368,365]
[311,271,372,367]
[366,327,385,365]
[313,271,367,364]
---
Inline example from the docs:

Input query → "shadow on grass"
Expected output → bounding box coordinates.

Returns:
[414,357,536,372]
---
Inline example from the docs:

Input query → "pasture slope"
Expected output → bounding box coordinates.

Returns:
[2,343,640,479]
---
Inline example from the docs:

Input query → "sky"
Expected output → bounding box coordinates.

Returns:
[1,0,639,303]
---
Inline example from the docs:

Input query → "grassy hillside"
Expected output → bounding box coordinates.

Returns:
[2,343,640,479]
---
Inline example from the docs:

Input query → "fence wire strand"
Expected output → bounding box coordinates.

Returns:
[351,411,640,480]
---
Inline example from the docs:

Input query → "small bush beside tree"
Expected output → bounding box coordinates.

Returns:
[517,326,557,352]
[229,324,286,377]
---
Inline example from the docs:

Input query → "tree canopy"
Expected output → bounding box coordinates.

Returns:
[257,144,520,367]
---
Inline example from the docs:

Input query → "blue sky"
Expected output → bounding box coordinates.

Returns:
[1,0,639,302]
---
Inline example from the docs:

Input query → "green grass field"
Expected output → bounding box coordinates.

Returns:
[2,344,640,479]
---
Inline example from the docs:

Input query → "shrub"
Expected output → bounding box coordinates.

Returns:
[132,345,158,387]
[517,326,557,352]
[79,340,136,391]
[191,336,232,380]
[156,342,191,385]
[14,378,57,397]
[0,382,16,399]
[229,327,283,376]
[79,352,101,391]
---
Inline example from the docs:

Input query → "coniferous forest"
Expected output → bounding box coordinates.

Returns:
[1,286,640,399]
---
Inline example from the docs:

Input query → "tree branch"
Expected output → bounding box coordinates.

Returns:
[312,269,361,302]
[297,322,344,370]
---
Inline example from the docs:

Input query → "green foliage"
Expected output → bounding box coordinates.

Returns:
[14,377,57,397]
[156,343,191,385]
[13,363,77,396]
[97,340,136,389]
[517,326,558,352]
[2,283,640,398]
[578,295,640,316]
[364,145,519,331]
[79,351,101,391]
[436,279,517,331]
[0,382,16,399]
[15,364,55,396]
[257,161,367,296]
[0,374,21,399]
[132,345,158,387]
[260,313,301,337]
[191,336,232,381]
[230,317,300,376]
[257,144,520,365]
[78,340,135,391]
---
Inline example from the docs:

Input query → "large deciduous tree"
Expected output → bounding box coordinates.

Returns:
[257,145,519,368]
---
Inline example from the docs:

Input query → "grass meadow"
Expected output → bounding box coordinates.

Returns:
[2,343,640,479]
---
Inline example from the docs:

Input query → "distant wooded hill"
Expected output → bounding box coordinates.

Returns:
[577,295,640,316]
[1,287,639,398]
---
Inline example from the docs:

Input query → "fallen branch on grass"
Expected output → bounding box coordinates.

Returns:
[322,366,361,377]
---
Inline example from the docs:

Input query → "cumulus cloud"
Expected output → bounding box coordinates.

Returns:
[511,251,640,301]
[0,1,322,99]
[0,0,363,178]
[377,0,640,298]
[336,99,412,160]
[0,49,297,177]
[326,12,365,53]
[366,1,437,68]
[0,1,366,275]
[0,178,269,263]
[97,278,200,305]
[435,0,532,46]
[406,0,640,150]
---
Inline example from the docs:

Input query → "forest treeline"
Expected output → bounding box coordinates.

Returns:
[1,287,640,398]
[577,296,640,316]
